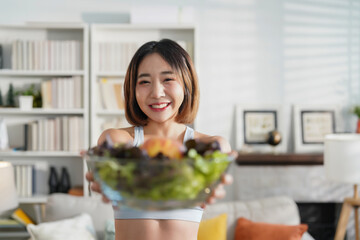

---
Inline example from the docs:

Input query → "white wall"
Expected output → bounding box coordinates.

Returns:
[1,0,359,152]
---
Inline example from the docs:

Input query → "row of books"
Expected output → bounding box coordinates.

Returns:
[12,161,48,197]
[11,40,83,71]
[97,42,138,71]
[99,78,125,110]
[0,208,35,231]
[41,76,83,109]
[24,116,84,151]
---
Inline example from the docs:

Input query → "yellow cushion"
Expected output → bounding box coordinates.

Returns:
[197,213,227,240]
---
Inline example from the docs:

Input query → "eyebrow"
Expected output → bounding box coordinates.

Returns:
[138,71,175,78]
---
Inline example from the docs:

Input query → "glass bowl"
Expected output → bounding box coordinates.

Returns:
[86,154,233,210]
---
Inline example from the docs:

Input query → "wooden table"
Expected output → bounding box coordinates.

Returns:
[235,153,323,166]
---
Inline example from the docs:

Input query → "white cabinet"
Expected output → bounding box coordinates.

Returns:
[89,24,196,146]
[0,24,89,203]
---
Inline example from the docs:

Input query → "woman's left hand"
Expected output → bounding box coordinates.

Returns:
[202,150,237,207]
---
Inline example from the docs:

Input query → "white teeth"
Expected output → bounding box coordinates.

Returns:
[151,103,168,109]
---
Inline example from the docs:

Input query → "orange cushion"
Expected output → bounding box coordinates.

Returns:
[235,217,308,240]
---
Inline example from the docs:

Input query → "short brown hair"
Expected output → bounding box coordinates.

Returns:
[124,39,199,126]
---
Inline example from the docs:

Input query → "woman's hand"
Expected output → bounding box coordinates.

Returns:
[202,150,237,207]
[81,150,111,203]
[85,171,110,203]
[202,173,233,208]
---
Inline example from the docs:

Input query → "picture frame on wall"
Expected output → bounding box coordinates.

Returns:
[236,105,286,153]
[293,105,339,153]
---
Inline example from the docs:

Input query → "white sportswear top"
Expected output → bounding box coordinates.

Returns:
[113,126,204,222]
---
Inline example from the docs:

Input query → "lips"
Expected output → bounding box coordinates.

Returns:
[149,102,171,111]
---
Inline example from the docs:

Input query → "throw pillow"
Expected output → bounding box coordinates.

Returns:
[104,219,115,240]
[235,217,308,240]
[198,213,227,240]
[27,213,96,240]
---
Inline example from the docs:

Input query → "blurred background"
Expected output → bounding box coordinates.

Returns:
[1,0,359,152]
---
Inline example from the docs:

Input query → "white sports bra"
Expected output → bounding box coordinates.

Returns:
[113,126,204,222]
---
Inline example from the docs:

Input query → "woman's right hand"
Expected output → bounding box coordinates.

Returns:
[85,171,110,203]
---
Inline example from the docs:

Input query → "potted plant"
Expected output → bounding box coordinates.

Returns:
[15,84,37,110]
[353,105,360,133]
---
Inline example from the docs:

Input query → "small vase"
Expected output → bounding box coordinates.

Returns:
[58,167,71,193]
[19,96,33,110]
[48,166,59,194]
[357,119,360,134]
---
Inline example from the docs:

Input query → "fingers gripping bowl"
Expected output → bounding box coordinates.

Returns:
[86,137,234,210]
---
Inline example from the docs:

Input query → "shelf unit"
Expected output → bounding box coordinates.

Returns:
[89,24,197,146]
[0,23,89,203]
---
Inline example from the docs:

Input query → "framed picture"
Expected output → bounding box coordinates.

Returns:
[293,105,339,153]
[236,105,286,153]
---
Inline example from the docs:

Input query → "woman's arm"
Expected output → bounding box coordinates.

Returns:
[97,128,133,146]
[86,128,133,201]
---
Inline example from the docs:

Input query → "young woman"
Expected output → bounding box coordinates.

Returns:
[87,39,234,240]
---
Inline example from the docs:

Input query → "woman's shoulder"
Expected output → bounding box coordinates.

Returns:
[194,131,231,153]
[97,127,134,146]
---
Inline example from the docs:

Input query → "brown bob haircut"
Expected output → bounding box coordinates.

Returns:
[124,39,199,126]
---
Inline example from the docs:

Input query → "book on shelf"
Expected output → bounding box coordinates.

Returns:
[23,116,84,152]
[41,76,82,109]
[12,161,49,197]
[0,218,26,231]
[11,39,82,71]
[11,208,35,226]
[99,78,125,110]
[97,42,138,72]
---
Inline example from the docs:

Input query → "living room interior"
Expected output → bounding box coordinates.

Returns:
[0,0,360,240]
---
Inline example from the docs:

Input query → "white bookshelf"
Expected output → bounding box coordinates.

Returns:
[0,70,86,76]
[0,23,89,201]
[89,23,196,146]
[0,108,85,115]
[0,151,81,158]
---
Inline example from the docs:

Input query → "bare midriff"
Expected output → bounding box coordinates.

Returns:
[115,219,199,240]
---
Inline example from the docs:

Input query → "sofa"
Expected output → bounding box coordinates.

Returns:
[26,193,313,240]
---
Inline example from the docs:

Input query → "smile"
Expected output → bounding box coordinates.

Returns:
[149,102,171,111]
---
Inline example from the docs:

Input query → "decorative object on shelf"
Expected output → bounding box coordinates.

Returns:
[18,96,33,110]
[0,118,9,150]
[324,134,360,240]
[293,104,339,153]
[236,104,286,153]
[48,166,59,194]
[267,130,282,146]
[6,83,15,107]
[0,89,3,106]
[15,84,40,110]
[68,185,84,196]
[352,105,360,133]
[0,162,18,217]
[58,167,71,193]
[0,44,3,69]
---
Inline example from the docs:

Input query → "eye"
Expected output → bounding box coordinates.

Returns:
[138,80,150,85]
[164,78,174,82]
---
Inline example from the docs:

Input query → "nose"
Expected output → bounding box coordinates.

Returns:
[150,81,165,98]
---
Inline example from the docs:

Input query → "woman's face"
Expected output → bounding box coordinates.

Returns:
[135,53,184,124]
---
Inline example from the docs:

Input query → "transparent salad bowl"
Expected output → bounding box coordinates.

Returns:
[86,154,233,210]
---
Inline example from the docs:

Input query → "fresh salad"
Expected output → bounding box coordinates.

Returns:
[87,137,232,201]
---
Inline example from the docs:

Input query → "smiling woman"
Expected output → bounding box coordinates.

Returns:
[86,39,233,240]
